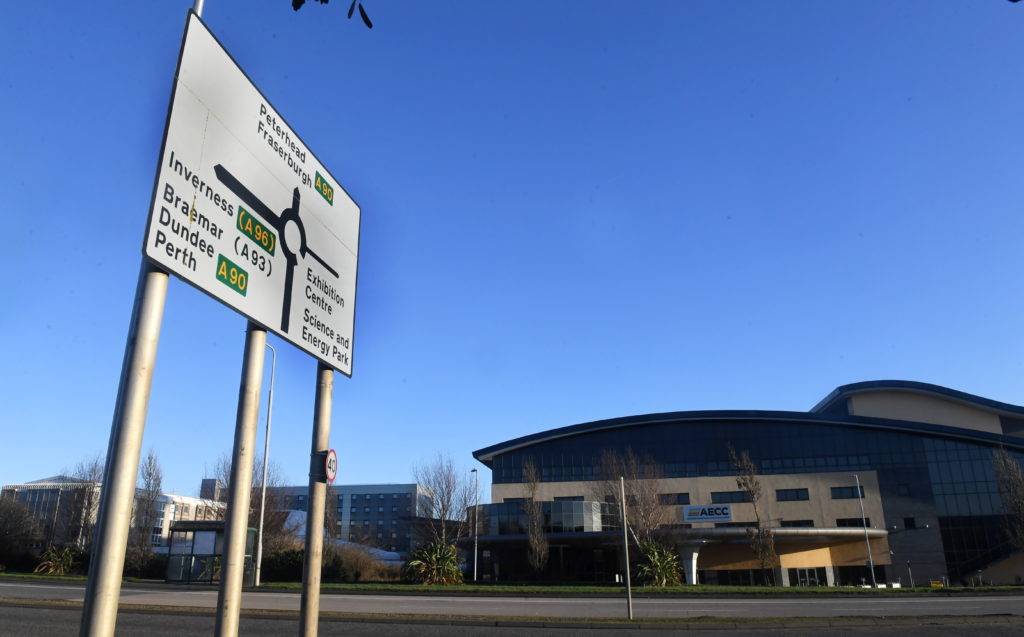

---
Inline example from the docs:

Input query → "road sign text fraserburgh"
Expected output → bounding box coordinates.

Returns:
[143,12,360,375]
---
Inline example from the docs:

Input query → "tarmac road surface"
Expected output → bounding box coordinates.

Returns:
[0,580,1022,619]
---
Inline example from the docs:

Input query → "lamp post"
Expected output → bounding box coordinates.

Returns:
[851,474,877,587]
[471,468,479,582]
[254,342,276,587]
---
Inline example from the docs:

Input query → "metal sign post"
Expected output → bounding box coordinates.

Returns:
[300,362,334,637]
[254,342,276,588]
[80,262,169,637]
[214,322,266,637]
[620,476,633,620]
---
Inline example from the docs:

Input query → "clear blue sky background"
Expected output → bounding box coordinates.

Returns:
[2,1,1023,499]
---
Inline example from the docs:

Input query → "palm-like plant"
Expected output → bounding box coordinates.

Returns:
[636,541,682,587]
[34,545,76,576]
[402,541,463,585]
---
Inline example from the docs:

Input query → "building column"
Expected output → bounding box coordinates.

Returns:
[776,567,789,587]
[824,565,836,586]
[681,544,702,585]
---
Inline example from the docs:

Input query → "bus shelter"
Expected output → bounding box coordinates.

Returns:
[166,520,255,585]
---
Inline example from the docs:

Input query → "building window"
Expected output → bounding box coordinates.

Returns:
[715,521,753,528]
[553,496,584,502]
[897,484,911,496]
[836,517,870,527]
[904,517,917,529]
[776,488,809,502]
[711,491,751,504]
[378,506,384,513]
[830,486,864,499]
[392,506,398,512]
[780,519,814,527]
[658,493,690,505]
[364,506,370,513]
[351,506,358,513]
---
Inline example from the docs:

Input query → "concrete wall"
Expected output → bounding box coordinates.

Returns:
[493,471,887,532]
[849,391,1002,434]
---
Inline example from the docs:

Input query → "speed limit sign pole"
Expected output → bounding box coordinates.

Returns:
[300,362,334,637]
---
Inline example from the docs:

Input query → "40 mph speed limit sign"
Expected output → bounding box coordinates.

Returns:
[325,449,338,484]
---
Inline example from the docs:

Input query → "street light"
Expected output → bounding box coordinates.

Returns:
[471,468,479,582]
[254,342,276,587]
[851,474,877,587]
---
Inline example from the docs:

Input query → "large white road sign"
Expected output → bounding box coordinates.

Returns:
[144,11,360,375]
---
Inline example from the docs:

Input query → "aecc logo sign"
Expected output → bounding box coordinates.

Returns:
[683,504,733,523]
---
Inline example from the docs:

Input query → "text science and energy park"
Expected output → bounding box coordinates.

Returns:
[144,11,360,375]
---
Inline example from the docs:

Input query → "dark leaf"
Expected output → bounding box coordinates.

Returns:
[358,2,373,28]
[292,0,306,10]
[348,0,357,18]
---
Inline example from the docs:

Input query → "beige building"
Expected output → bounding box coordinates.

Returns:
[472,380,1024,586]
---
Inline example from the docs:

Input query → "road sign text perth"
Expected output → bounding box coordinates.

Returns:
[143,12,359,375]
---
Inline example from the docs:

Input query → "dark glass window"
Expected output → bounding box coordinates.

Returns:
[904,517,917,529]
[836,517,870,527]
[554,496,583,501]
[780,519,814,527]
[658,493,690,505]
[831,486,864,499]
[712,491,751,504]
[776,488,809,502]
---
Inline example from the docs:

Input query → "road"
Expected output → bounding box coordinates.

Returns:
[1,580,1022,619]
[1,606,1023,637]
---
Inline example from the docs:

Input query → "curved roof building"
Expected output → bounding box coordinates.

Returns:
[471,381,1024,586]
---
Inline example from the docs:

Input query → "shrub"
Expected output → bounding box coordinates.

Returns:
[262,548,304,582]
[34,545,76,576]
[635,541,682,587]
[402,541,463,585]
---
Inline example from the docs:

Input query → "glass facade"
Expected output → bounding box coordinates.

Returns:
[483,417,1024,579]
[483,500,617,535]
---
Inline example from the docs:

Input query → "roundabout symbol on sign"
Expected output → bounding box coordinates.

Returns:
[325,449,338,484]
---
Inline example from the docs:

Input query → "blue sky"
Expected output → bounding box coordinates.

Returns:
[2,1,1024,499]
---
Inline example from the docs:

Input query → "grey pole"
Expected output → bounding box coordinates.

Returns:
[254,342,276,587]
[80,262,168,637]
[471,468,479,582]
[214,322,266,637]
[619,477,633,620]
[851,474,877,587]
[300,362,334,637]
